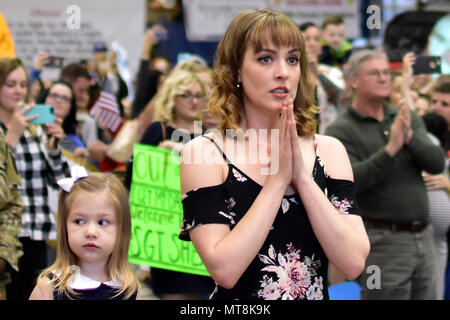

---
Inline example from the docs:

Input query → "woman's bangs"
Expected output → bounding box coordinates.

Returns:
[248,18,302,53]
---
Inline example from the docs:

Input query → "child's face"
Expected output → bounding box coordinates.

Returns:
[66,191,117,271]
[322,23,345,50]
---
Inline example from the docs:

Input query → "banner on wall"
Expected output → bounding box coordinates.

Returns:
[183,0,360,41]
[1,0,145,83]
[128,143,209,277]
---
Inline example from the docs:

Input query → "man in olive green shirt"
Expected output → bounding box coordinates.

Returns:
[326,50,445,299]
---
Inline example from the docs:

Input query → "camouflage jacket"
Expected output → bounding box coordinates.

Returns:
[0,127,23,285]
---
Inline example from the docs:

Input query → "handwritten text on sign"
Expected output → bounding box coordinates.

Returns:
[128,144,209,276]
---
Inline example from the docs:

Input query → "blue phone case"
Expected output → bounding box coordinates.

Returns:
[23,104,55,124]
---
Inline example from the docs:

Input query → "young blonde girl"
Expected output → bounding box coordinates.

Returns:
[30,166,140,300]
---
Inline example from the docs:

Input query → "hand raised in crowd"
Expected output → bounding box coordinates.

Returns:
[5,104,38,148]
[401,52,415,90]
[401,52,417,110]
[141,24,165,61]
[32,51,50,71]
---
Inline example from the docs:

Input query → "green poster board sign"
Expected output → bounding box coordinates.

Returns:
[128,143,209,276]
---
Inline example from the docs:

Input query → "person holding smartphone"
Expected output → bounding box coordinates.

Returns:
[0,57,70,300]
[326,50,445,300]
[36,81,89,159]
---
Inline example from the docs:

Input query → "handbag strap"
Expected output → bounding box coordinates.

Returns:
[161,122,167,141]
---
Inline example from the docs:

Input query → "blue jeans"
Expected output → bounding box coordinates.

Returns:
[358,225,437,300]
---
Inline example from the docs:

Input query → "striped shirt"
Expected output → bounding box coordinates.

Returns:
[426,135,450,246]
[1,123,70,240]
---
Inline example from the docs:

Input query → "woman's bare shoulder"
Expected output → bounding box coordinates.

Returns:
[314,134,353,181]
[180,132,227,194]
[315,134,344,150]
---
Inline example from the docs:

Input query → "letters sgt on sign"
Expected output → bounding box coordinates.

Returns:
[129,143,209,276]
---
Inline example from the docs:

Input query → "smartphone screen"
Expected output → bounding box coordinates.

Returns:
[44,56,64,68]
[413,56,441,75]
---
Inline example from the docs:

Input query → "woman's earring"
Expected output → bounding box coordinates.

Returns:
[236,82,241,88]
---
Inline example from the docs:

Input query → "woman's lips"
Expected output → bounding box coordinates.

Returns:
[271,87,289,99]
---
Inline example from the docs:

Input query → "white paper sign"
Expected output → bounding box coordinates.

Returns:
[2,0,145,82]
[183,0,360,41]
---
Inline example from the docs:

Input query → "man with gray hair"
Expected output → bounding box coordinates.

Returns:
[325,49,445,299]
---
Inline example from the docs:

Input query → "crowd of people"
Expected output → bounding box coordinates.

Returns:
[0,6,449,301]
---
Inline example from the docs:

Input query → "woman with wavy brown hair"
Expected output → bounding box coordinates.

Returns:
[208,13,317,136]
[178,8,369,300]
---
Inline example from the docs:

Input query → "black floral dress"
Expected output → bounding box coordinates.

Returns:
[179,135,359,300]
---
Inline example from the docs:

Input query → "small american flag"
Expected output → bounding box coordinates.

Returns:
[89,91,122,132]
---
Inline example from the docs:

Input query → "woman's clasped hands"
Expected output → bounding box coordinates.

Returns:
[270,99,309,191]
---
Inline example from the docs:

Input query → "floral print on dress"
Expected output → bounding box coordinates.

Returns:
[180,219,203,234]
[226,197,236,210]
[218,211,236,225]
[232,168,247,182]
[330,195,353,215]
[218,197,237,225]
[256,243,323,300]
[281,198,290,214]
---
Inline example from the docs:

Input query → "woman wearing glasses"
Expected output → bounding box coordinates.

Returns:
[126,68,215,300]
[140,69,206,153]
[36,81,89,159]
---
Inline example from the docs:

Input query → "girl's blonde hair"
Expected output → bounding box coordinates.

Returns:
[152,69,206,123]
[209,8,318,136]
[37,172,139,299]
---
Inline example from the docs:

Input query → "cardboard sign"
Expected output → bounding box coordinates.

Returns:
[128,143,209,276]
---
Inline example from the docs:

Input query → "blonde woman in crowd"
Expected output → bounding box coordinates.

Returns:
[126,68,215,300]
